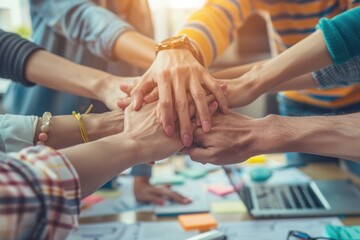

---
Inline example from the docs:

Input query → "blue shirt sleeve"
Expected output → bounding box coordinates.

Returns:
[30,0,134,60]
[0,114,37,153]
[131,164,152,177]
[317,7,360,64]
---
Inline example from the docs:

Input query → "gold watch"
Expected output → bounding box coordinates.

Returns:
[155,35,200,62]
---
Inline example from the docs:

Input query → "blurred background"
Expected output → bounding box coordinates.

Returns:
[0,0,277,117]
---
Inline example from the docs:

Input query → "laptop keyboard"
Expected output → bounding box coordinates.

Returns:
[254,184,325,210]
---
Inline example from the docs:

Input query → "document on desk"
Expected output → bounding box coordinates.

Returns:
[155,180,210,216]
[217,217,342,240]
[66,222,138,240]
[80,176,153,218]
[138,222,198,240]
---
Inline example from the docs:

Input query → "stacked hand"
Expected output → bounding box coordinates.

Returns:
[118,49,229,147]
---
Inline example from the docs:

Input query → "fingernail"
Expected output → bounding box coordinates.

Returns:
[183,134,192,147]
[183,198,192,204]
[220,83,227,91]
[202,120,211,132]
[165,125,174,136]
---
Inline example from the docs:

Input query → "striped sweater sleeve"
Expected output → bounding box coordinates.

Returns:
[178,0,254,67]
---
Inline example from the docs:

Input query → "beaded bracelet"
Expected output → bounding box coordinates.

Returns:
[36,111,52,145]
[72,104,93,143]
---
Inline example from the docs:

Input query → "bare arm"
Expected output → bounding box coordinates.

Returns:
[26,50,132,110]
[265,113,360,162]
[187,111,360,165]
[34,111,124,149]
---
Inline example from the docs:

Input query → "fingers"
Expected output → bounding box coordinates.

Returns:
[174,81,192,147]
[189,81,212,133]
[117,97,131,110]
[131,77,155,111]
[187,146,211,165]
[120,83,133,96]
[143,191,166,205]
[151,186,191,204]
[205,78,229,115]
[144,87,159,103]
[158,73,175,137]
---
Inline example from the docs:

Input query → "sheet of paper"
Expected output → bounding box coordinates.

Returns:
[80,176,153,218]
[217,217,342,240]
[211,201,247,214]
[66,222,137,240]
[138,222,197,240]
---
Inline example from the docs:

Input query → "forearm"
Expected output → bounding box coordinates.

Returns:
[59,134,137,197]
[35,111,124,149]
[251,30,332,94]
[26,50,118,100]
[211,59,268,79]
[264,114,360,162]
[113,30,156,69]
[268,73,318,92]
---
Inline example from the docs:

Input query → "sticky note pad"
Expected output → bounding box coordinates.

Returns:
[207,184,236,196]
[245,155,267,164]
[211,201,247,214]
[178,213,217,231]
[179,168,207,179]
[81,195,104,209]
[151,175,185,185]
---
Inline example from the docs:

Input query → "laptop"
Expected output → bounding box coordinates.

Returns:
[222,166,360,218]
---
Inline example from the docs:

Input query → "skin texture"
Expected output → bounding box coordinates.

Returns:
[186,111,360,166]
[26,50,135,110]
[59,100,219,198]
[126,49,229,148]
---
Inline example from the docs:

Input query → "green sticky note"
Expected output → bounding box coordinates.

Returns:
[211,201,247,214]
[151,175,185,185]
[179,168,207,179]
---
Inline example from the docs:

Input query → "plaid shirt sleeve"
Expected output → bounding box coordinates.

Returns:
[0,145,81,240]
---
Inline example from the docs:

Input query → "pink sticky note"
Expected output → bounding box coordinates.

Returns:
[81,195,104,208]
[207,184,240,196]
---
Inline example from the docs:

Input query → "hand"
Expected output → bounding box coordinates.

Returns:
[96,76,137,110]
[183,110,265,165]
[126,49,229,147]
[133,176,191,205]
[214,65,265,109]
[123,99,220,164]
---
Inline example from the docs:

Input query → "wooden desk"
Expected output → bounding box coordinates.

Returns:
[80,159,360,226]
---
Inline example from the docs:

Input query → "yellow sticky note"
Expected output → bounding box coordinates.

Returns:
[211,201,247,214]
[245,155,267,165]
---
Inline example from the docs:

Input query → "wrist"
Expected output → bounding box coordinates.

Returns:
[253,114,288,154]
[82,111,124,141]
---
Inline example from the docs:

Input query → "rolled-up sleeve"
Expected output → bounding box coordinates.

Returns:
[30,0,134,60]
[0,114,38,153]
[312,55,360,88]
[317,7,360,64]
[0,146,80,239]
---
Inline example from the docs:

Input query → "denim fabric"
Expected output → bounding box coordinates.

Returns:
[277,94,360,176]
